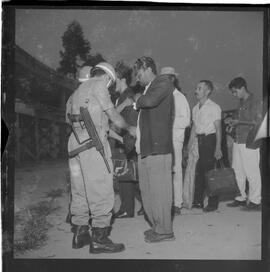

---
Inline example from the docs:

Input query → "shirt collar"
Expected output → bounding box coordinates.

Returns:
[143,82,152,94]
[197,98,211,109]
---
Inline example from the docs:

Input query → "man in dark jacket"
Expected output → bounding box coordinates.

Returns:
[133,56,175,243]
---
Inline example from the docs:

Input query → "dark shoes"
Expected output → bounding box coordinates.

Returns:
[227,200,246,207]
[90,227,125,254]
[72,225,91,249]
[144,231,175,243]
[192,202,204,209]
[241,202,261,211]
[113,210,134,219]
[172,206,181,216]
[144,228,154,237]
[203,205,218,213]
[72,225,125,253]
[137,207,145,216]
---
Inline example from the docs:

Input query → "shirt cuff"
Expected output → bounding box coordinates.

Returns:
[133,102,138,110]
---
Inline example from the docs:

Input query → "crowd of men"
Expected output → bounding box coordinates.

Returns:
[65,56,262,254]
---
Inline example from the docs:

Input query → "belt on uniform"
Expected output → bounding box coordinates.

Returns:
[196,133,215,138]
[68,141,95,158]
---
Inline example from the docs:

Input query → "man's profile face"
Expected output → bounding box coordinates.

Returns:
[115,77,122,93]
[230,87,245,99]
[195,82,209,100]
[136,67,150,86]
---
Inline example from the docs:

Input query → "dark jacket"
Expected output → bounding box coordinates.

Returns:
[136,74,174,158]
[117,88,139,159]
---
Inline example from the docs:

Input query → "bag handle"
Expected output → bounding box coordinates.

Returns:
[214,159,225,169]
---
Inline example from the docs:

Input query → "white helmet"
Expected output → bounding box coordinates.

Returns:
[94,62,116,82]
[78,66,92,82]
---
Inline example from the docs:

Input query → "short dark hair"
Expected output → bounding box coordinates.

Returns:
[134,56,157,75]
[90,67,106,78]
[115,61,133,86]
[228,77,247,90]
[200,80,214,93]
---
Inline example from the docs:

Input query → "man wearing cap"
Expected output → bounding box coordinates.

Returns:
[133,57,175,243]
[66,62,136,254]
[161,67,191,216]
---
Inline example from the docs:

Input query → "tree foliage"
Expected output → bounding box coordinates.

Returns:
[57,20,91,79]
[83,53,106,67]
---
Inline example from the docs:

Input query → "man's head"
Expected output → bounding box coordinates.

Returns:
[91,62,116,88]
[195,80,214,101]
[228,77,248,99]
[115,61,133,93]
[160,66,181,90]
[78,66,92,82]
[133,56,157,86]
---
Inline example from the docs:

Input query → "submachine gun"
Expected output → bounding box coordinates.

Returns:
[66,106,111,223]
[67,107,111,173]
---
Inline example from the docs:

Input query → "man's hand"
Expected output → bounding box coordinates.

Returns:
[133,93,142,102]
[128,126,137,138]
[123,97,134,107]
[214,148,223,160]
[227,119,239,127]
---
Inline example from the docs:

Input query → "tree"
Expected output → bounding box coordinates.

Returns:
[57,20,91,79]
[83,53,106,67]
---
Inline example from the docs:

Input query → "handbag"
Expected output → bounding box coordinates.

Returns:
[113,159,138,182]
[205,160,239,197]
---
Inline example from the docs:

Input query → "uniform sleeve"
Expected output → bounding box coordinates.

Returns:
[94,81,114,111]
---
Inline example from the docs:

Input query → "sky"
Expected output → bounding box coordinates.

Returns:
[15,8,264,110]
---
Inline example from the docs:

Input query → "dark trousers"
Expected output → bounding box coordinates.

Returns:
[118,181,141,216]
[193,133,219,208]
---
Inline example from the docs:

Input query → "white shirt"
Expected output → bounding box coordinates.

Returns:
[172,89,191,142]
[192,98,221,135]
[135,82,151,154]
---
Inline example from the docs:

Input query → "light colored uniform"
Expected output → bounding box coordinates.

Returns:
[172,89,190,208]
[66,77,114,227]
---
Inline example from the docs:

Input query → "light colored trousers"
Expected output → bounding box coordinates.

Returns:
[232,143,261,204]
[138,154,173,235]
[172,140,184,208]
[68,133,114,227]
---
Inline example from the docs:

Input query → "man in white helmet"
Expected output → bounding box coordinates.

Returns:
[66,62,136,254]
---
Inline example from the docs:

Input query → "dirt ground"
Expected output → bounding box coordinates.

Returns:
[13,160,261,259]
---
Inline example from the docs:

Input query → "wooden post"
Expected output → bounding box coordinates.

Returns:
[34,116,40,161]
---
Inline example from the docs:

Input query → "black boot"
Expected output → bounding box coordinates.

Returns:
[89,227,125,254]
[72,225,91,249]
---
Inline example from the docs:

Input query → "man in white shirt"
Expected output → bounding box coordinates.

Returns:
[187,80,222,212]
[161,67,191,215]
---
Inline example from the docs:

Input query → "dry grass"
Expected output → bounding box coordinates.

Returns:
[14,188,63,254]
